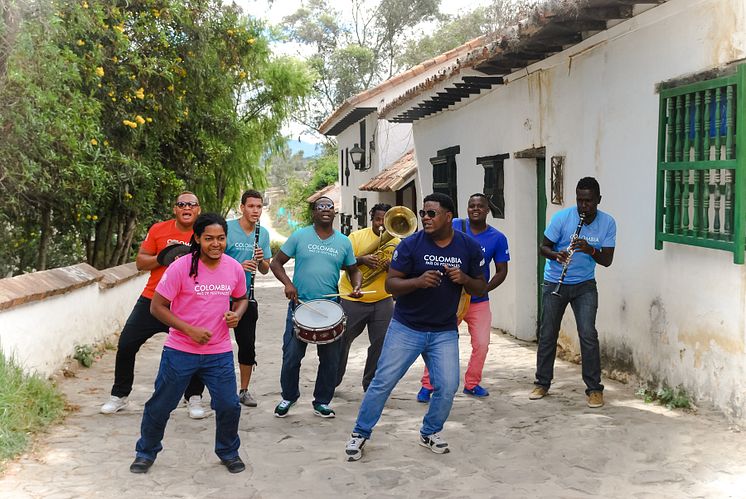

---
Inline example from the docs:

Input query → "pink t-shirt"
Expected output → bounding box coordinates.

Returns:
[156,253,247,354]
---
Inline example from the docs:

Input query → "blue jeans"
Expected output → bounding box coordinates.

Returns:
[280,302,343,405]
[535,279,603,394]
[135,347,240,462]
[353,319,459,439]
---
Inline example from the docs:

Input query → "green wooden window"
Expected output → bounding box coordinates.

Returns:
[655,65,746,263]
[477,153,509,218]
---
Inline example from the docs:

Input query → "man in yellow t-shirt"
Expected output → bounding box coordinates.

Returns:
[336,204,399,391]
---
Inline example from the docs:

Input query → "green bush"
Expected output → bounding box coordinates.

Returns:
[635,385,692,409]
[73,344,95,368]
[270,239,283,257]
[0,353,66,464]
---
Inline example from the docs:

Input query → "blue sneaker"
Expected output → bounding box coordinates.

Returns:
[463,385,489,397]
[416,387,433,403]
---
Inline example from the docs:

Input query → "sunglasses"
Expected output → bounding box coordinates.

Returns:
[419,209,441,218]
[175,201,199,208]
[315,203,334,210]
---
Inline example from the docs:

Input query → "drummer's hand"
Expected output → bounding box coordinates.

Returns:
[187,326,212,345]
[284,283,298,303]
[241,259,258,272]
[349,285,363,298]
[224,311,240,328]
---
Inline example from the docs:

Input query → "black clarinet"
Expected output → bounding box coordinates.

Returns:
[551,213,586,297]
[248,221,261,302]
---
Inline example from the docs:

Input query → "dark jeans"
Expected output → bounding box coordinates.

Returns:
[233,300,259,366]
[535,279,603,395]
[135,347,240,462]
[280,302,342,405]
[111,296,204,399]
[336,297,393,391]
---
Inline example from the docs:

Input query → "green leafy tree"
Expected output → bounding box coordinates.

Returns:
[283,0,439,129]
[0,0,313,274]
[281,153,338,228]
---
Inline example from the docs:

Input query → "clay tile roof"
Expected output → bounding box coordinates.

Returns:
[379,0,669,120]
[359,150,417,192]
[306,183,341,207]
[318,35,488,135]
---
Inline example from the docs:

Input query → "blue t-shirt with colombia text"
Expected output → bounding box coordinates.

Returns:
[280,226,356,302]
[543,206,616,285]
[225,219,272,291]
[390,230,484,332]
[453,218,510,303]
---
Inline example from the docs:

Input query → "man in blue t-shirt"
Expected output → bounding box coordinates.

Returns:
[344,193,486,461]
[418,193,509,401]
[269,196,362,419]
[530,177,616,409]
[225,190,272,408]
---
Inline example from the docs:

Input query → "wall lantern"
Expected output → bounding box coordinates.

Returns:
[349,143,366,171]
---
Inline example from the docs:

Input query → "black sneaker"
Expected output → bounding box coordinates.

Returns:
[221,456,246,474]
[419,433,450,454]
[345,433,367,461]
[129,457,154,474]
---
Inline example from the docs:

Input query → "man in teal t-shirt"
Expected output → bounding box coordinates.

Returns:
[225,190,272,408]
[270,196,362,418]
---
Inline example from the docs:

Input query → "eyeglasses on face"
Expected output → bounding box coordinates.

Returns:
[175,201,199,208]
[315,203,334,210]
[419,209,440,219]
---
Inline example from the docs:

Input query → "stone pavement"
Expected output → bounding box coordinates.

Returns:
[2,269,746,498]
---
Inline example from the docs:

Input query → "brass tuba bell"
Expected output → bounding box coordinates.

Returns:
[358,206,417,288]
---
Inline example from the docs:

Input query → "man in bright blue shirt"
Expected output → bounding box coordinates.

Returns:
[530,177,616,408]
[418,193,509,401]
[344,193,486,461]
[270,196,362,419]
[225,190,272,408]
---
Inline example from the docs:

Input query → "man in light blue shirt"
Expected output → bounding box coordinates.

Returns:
[225,190,272,407]
[270,196,362,419]
[530,177,616,408]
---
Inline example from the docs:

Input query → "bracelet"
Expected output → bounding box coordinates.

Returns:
[591,247,596,256]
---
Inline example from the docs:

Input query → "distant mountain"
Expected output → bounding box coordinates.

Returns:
[286,139,321,158]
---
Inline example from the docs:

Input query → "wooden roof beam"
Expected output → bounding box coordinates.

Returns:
[462,76,504,86]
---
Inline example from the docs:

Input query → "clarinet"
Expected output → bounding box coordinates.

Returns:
[248,220,261,302]
[551,213,586,297]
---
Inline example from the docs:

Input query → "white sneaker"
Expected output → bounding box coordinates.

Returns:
[100,395,128,414]
[345,433,367,461]
[187,395,207,419]
[419,432,450,454]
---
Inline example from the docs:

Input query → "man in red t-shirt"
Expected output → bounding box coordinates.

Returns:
[100,192,206,417]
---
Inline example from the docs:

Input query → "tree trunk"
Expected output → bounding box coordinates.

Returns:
[118,217,137,265]
[37,207,50,270]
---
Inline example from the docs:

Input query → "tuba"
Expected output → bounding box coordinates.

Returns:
[358,206,417,288]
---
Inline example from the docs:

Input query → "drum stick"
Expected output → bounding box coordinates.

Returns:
[297,299,328,318]
[321,291,377,298]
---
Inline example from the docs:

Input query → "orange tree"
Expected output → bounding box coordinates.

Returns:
[0,0,313,273]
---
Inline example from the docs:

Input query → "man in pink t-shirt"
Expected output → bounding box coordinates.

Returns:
[130,213,248,475]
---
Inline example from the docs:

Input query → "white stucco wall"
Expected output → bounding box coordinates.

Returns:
[0,274,146,377]
[411,0,746,419]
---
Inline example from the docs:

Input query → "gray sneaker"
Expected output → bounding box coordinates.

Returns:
[239,390,258,407]
[345,433,367,461]
[101,395,128,414]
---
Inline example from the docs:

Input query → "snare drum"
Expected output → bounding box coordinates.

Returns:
[293,300,346,345]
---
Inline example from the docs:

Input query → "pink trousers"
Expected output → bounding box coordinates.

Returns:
[421,300,492,390]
